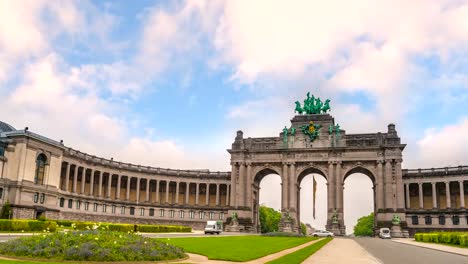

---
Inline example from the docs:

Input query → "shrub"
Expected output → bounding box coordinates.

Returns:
[414,232,468,247]
[0,220,56,232]
[55,220,74,227]
[0,201,12,219]
[262,232,305,237]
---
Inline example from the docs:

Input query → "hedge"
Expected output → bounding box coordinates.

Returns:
[62,221,191,233]
[0,220,57,232]
[414,232,468,247]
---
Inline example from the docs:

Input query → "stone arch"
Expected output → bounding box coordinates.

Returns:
[297,166,328,185]
[253,166,281,184]
[342,166,376,185]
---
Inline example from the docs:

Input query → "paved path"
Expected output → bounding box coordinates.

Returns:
[355,237,468,264]
[392,238,468,256]
[302,238,381,264]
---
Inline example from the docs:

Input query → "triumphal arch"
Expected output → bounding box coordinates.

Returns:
[227,93,408,236]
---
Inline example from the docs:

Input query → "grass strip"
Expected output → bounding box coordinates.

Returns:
[266,237,333,264]
[164,236,316,262]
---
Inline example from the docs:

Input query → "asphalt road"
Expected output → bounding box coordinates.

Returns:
[355,237,467,264]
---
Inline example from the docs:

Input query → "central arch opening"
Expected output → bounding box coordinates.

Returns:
[298,168,328,234]
[255,168,282,233]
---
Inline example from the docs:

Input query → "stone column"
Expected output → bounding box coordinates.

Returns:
[136,177,140,202]
[289,162,296,210]
[175,181,180,204]
[146,179,150,202]
[327,162,335,212]
[405,183,410,208]
[107,174,112,198]
[216,184,220,206]
[205,183,210,205]
[432,182,437,208]
[445,181,451,208]
[185,182,190,204]
[126,176,131,200]
[376,160,384,210]
[418,183,424,209]
[238,163,246,207]
[230,163,237,207]
[395,160,405,210]
[80,169,86,194]
[226,185,230,206]
[165,181,170,204]
[460,181,465,208]
[384,160,393,209]
[335,162,343,212]
[246,163,252,208]
[73,166,78,193]
[116,174,121,200]
[195,183,200,205]
[155,180,160,203]
[282,163,288,210]
[65,163,70,191]
[98,172,103,197]
[89,170,95,196]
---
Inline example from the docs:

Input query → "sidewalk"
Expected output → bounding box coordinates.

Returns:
[302,238,381,264]
[392,238,468,257]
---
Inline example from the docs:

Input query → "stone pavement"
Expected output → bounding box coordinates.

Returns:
[392,238,468,257]
[302,238,381,264]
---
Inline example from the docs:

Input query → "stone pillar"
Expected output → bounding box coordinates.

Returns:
[230,163,237,207]
[216,184,220,206]
[116,174,121,200]
[126,176,131,200]
[445,181,451,208]
[73,166,78,193]
[155,180,160,203]
[98,172,103,197]
[335,162,343,211]
[136,177,140,202]
[376,160,384,210]
[384,160,393,209]
[165,181,170,204]
[226,185,230,206]
[107,174,112,198]
[432,182,437,208]
[289,163,296,210]
[195,183,200,205]
[80,169,86,194]
[282,163,288,210]
[175,181,180,204]
[89,170,95,196]
[460,181,465,208]
[146,179,150,202]
[205,183,210,205]
[65,163,70,191]
[405,183,410,208]
[238,163,246,207]
[418,183,424,209]
[185,182,190,204]
[246,163,252,208]
[327,162,335,213]
[395,160,405,210]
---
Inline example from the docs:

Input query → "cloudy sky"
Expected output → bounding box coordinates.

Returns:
[1,0,468,232]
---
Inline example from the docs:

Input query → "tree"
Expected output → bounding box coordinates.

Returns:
[0,201,12,219]
[353,212,374,236]
[259,205,281,233]
[300,222,307,235]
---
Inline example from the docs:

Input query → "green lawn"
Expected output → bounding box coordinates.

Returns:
[267,237,333,264]
[163,236,316,261]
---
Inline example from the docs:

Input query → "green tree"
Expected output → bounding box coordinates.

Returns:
[300,222,307,235]
[259,205,281,233]
[353,212,374,236]
[0,201,12,219]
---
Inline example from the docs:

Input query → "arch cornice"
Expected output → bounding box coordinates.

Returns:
[341,163,377,183]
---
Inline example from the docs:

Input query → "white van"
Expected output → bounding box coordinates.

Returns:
[204,221,223,235]
[379,228,391,239]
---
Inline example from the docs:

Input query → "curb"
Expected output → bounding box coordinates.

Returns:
[391,239,468,257]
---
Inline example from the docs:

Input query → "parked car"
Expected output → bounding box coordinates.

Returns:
[204,221,223,235]
[379,228,391,239]
[311,230,334,237]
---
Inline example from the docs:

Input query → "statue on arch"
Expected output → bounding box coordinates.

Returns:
[332,209,339,224]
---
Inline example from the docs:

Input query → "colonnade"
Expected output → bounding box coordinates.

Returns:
[60,162,230,206]
[405,180,466,209]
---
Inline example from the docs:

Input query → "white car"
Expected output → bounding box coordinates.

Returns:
[311,230,334,237]
[378,228,391,239]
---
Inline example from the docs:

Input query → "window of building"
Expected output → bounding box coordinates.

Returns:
[169,210,174,218]
[120,206,125,214]
[68,199,73,208]
[34,154,47,185]
[453,215,460,225]
[179,210,184,218]
[111,205,116,214]
[209,212,214,220]
[130,207,135,216]
[0,188,3,199]
[93,203,98,212]
[439,215,445,225]
[33,192,39,203]
[0,146,5,157]
[219,212,225,220]
[84,202,89,211]
[189,211,194,219]
[199,211,204,219]
[59,198,64,207]
[139,208,145,216]
[102,204,107,213]
[76,200,81,210]
[39,193,45,204]
[159,209,165,217]
[411,215,418,225]
[425,215,432,225]
[149,208,154,217]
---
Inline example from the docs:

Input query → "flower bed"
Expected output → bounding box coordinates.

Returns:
[0,229,185,261]
[414,232,468,247]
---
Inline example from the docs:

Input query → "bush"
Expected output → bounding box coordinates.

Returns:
[414,232,468,247]
[58,221,191,233]
[0,201,12,219]
[262,232,305,237]
[0,230,185,261]
[0,220,56,232]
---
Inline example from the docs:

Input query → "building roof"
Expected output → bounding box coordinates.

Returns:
[0,121,15,133]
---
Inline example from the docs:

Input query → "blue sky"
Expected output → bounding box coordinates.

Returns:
[1,0,468,231]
